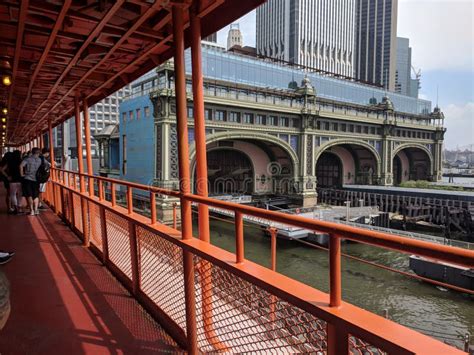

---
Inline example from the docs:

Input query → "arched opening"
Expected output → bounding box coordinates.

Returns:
[191,136,298,196]
[198,149,254,195]
[316,152,342,188]
[393,146,432,183]
[316,142,379,187]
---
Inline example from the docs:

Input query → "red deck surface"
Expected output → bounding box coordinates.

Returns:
[0,194,182,354]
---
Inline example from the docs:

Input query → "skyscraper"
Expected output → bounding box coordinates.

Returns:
[395,37,419,98]
[256,0,356,77]
[355,0,398,90]
[227,23,243,50]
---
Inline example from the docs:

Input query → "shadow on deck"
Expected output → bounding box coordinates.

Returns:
[0,191,182,354]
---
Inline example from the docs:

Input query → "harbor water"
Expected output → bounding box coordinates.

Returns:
[195,216,474,350]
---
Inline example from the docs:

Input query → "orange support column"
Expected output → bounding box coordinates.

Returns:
[190,7,210,242]
[74,96,88,246]
[74,96,85,192]
[48,119,56,212]
[189,9,227,352]
[82,98,94,196]
[172,5,197,354]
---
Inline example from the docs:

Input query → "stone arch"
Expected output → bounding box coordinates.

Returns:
[392,143,434,164]
[314,139,382,183]
[189,131,300,178]
[392,143,434,181]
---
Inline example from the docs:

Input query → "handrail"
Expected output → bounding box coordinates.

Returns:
[52,168,474,268]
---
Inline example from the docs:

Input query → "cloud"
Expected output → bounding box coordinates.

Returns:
[443,102,474,149]
[398,0,474,71]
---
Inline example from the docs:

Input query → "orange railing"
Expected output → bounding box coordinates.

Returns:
[44,168,472,354]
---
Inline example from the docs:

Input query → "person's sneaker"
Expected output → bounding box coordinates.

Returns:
[30,211,35,216]
[0,253,13,265]
[7,209,15,215]
[34,210,40,215]
[0,251,14,257]
[38,205,48,210]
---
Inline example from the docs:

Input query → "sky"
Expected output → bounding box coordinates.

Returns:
[216,0,474,150]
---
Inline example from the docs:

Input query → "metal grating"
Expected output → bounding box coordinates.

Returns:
[105,210,132,279]
[72,193,83,233]
[349,335,386,355]
[88,202,103,251]
[193,255,327,353]
[136,226,187,331]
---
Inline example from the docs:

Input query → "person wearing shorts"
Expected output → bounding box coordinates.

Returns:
[20,148,42,216]
[38,149,51,210]
[0,153,12,213]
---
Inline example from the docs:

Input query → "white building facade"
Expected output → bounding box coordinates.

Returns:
[256,0,356,77]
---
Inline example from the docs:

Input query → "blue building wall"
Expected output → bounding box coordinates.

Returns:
[119,95,154,194]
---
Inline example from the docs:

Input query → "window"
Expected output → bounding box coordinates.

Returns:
[280,117,290,127]
[144,106,150,118]
[104,114,110,120]
[324,122,330,130]
[332,123,338,131]
[205,109,212,120]
[187,107,194,118]
[364,126,369,134]
[215,110,225,121]
[129,111,133,120]
[371,127,376,134]
[349,124,354,132]
[341,124,346,132]
[122,112,126,122]
[136,108,141,120]
[243,113,254,124]
[356,126,362,133]
[268,116,278,126]
[255,114,265,125]
[229,112,240,123]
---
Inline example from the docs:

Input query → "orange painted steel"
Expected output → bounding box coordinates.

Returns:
[329,234,342,307]
[48,119,56,213]
[172,5,192,241]
[82,98,94,197]
[111,182,116,207]
[150,192,156,225]
[74,96,85,193]
[172,6,198,354]
[127,186,133,215]
[44,168,468,354]
[190,7,210,243]
[235,212,244,264]
[98,180,104,201]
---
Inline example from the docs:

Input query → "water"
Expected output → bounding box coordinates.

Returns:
[195,216,474,350]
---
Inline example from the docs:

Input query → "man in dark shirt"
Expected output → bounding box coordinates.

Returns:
[20,148,42,216]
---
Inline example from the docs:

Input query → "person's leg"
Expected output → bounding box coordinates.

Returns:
[28,197,34,215]
[33,182,40,215]
[9,183,19,212]
[33,197,39,214]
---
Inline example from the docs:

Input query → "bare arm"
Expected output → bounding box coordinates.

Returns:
[19,160,26,177]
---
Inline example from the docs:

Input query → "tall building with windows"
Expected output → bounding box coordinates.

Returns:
[395,37,419,98]
[66,85,131,160]
[355,0,398,90]
[256,0,356,77]
[227,23,243,50]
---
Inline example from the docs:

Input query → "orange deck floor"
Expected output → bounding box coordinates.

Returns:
[0,191,182,354]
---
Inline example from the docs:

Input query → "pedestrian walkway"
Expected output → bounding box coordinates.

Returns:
[0,191,181,354]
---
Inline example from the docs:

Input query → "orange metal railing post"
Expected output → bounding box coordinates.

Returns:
[48,118,56,212]
[74,96,85,193]
[82,98,94,197]
[190,6,210,242]
[329,234,342,307]
[235,212,244,263]
[127,186,133,214]
[111,182,116,206]
[150,192,156,224]
[172,5,197,354]
[98,180,104,201]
